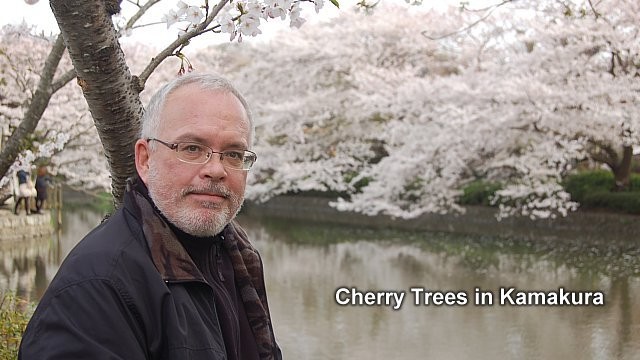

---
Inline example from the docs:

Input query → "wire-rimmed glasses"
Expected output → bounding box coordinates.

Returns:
[147,138,257,171]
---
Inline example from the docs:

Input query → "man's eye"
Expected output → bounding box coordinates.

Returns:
[183,144,204,153]
[225,151,243,160]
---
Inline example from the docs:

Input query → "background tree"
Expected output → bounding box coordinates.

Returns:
[0,0,331,205]
[0,25,75,201]
[190,0,639,219]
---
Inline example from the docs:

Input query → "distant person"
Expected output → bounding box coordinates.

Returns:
[14,168,34,215]
[19,73,281,360]
[34,166,52,213]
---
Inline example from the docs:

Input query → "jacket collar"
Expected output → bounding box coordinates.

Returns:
[124,177,279,359]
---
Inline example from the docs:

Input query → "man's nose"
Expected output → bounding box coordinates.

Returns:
[199,154,227,180]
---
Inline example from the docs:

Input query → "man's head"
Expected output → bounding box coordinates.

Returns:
[135,73,254,237]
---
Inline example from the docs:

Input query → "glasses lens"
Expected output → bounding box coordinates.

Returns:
[221,151,256,170]
[176,143,209,164]
[242,152,257,170]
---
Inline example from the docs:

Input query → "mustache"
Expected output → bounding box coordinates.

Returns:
[181,183,232,198]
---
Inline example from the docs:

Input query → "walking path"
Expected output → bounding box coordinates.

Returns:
[0,207,53,242]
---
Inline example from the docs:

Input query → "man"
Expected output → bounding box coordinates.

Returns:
[19,73,281,360]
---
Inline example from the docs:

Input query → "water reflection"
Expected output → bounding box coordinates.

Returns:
[0,207,105,302]
[1,208,639,359]
[241,216,640,360]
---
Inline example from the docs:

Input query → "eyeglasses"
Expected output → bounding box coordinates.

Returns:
[147,138,257,170]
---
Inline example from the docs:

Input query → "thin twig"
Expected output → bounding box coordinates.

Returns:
[123,0,163,31]
[422,0,514,40]
[138,0,230,87]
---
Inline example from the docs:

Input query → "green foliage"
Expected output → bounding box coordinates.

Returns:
[459,180,502,206]
[0,292,33,359]
[93,191,115,214]
[64,191,115,215]
[563,170,616,199]
[342,170,371,195]
[400,177,425,203]
[581,191,640,215]
[564,170,640,214]
[632,174,640,191]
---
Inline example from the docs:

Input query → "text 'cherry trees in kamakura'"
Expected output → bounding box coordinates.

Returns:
[1,0,638,219]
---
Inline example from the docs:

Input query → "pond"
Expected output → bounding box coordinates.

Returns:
[1,206,639,359]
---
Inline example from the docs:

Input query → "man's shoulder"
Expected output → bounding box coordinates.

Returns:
[71,207,141,257]
[49,207,151,291]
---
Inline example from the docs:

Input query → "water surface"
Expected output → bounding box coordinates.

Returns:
[1,208,638,359]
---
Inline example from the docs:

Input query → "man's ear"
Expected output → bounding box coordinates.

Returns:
[135,139,151,184]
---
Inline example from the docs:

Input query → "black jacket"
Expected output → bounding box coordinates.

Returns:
[19,181,281,360]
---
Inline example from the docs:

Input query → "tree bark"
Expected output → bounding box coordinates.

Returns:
[612,145,633,191]
[0,35,67,185]
[50,0,144,207]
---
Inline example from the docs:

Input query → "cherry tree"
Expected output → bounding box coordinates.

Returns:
[189,0,639,220]
[0,26,167,199]
[344,0,640,219]
[190,4,471,208]
[461,0,640,218]
[0,26,75,201]
[0,25,75,200]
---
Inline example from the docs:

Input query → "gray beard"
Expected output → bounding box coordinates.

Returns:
[146,167,243,237]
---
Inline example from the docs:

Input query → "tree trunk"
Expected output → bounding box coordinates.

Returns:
[0,35,66,187]
[612,145,633,191]
[50,0,144,207]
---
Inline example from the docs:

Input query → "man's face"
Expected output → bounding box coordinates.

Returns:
[135,85,251,237]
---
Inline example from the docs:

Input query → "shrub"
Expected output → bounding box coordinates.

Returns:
[0,292,33,360]
[582,191,640,214]
[563,170,616,201]
[631,173,640,191]
[459,180,502,206]
[564,170,640,214]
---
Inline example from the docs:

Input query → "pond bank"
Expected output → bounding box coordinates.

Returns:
[244,196,640,245]
[0,208,53,243]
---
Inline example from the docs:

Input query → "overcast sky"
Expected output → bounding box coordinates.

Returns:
[0,0,484,49]
[0,0,333,49]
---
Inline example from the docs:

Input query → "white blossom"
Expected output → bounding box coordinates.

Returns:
[161,9,180,29]
[185,6,204,25]
[238,11,262,37]
[289,3,306,28]
[176,1,190,17]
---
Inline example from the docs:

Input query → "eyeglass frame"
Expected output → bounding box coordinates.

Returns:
[146,138,257,171]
